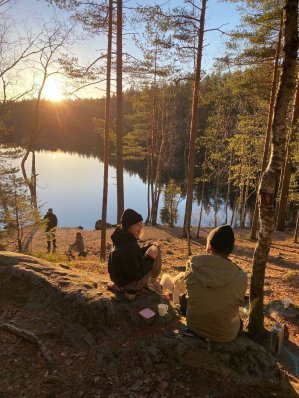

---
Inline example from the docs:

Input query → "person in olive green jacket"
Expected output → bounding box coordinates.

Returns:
[184,225,247,343]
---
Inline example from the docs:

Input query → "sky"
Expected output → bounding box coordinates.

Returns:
[4,0,241,99]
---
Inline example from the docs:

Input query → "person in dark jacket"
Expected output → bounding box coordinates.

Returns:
[44,208,58,253]
[108,208,162,295]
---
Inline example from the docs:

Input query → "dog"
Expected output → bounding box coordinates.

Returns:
[160,272,186,305]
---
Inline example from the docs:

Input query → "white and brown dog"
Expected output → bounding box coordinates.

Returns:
[160,272,186,305]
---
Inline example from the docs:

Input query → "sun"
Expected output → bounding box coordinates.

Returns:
[42,79,64,102]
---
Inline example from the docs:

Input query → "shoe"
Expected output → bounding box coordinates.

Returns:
[181,328,208,343]
[147,278,163,296]
[182,328,197,337]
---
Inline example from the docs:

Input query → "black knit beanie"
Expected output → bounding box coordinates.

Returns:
[208,224,235,256]
[121,209,143,230]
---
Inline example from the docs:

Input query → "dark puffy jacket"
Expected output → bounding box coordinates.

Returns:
[108,226,154,287]
[44,213,58,232]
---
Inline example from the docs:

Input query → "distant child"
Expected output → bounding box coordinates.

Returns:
[68,232,86,257]
[184,225,247,343]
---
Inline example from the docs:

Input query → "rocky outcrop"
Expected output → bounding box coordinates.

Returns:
[0,252,173,334]
[0,251,293,396]
[156,334,281,383]
[94,220,114,230]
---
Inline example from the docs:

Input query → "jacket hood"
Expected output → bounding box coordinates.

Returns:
[111,226,137,246]
[187,254,240,288]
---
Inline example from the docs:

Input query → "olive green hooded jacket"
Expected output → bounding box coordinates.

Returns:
[185,254,247,343]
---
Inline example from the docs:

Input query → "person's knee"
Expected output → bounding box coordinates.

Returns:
[153,246,162,261]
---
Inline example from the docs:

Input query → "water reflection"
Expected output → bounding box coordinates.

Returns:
[22,150,232,229]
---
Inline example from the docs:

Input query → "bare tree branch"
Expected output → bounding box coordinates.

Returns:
[0,322,55,369]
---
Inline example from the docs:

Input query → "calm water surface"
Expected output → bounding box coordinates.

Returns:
[23,150,231,229]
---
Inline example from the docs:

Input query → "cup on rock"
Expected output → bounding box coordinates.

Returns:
[282,297,291,309]
[125,290,136,301]
[158,303,168,316]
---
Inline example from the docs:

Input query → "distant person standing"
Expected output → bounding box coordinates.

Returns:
[44,208,58,253]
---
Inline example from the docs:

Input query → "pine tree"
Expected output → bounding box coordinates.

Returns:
[184,0,207,255]
[276,73,299,230]
[248,0,298,336]
[0,151,42,252]
[160,180,182,227]
[116,0,124,223]
[100,0,113,261]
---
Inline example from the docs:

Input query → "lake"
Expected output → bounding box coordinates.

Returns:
[18,150,232,229]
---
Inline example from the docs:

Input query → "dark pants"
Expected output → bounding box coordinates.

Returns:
[179,293,187,316]
[123,248,162,292]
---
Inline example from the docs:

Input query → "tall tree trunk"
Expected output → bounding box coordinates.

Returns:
[150,40,158,225]
[21,149,37,208]
[248,0,298,336]
[21,93,43,208]
[0,183,11,224]
[196,148,207,237]
[238,182,245,228]
[196,181,205,236]
[225,152,233,224]
[214,176,219,227]
[196,188,204,236]
[182,144,189,236]
[237,162,244,228]
[294,210,299,243]
[152,93,166,225]
[230,189,239,227]
[184,0,207,255]
[243,179,250,226]
[100,0,113,261]
[249,203,255,228]
[145,135,151,224]
[243,149,253,227]
[276,73,299,230]
[12,178,22,252]
[250,14,283,240]
[150,92,158,224]
[116,0,124,223]
[21,50,50,209]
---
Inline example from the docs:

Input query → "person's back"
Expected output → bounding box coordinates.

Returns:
[44,208,58,253]
[185,225,247,343]
[44,209,57,232]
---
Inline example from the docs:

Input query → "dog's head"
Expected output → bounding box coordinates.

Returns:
[173,272,185,292]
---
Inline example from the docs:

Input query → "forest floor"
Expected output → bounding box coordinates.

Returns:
[0,225,298,397]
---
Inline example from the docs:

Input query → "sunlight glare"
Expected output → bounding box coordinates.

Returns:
[43,79,64,102]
